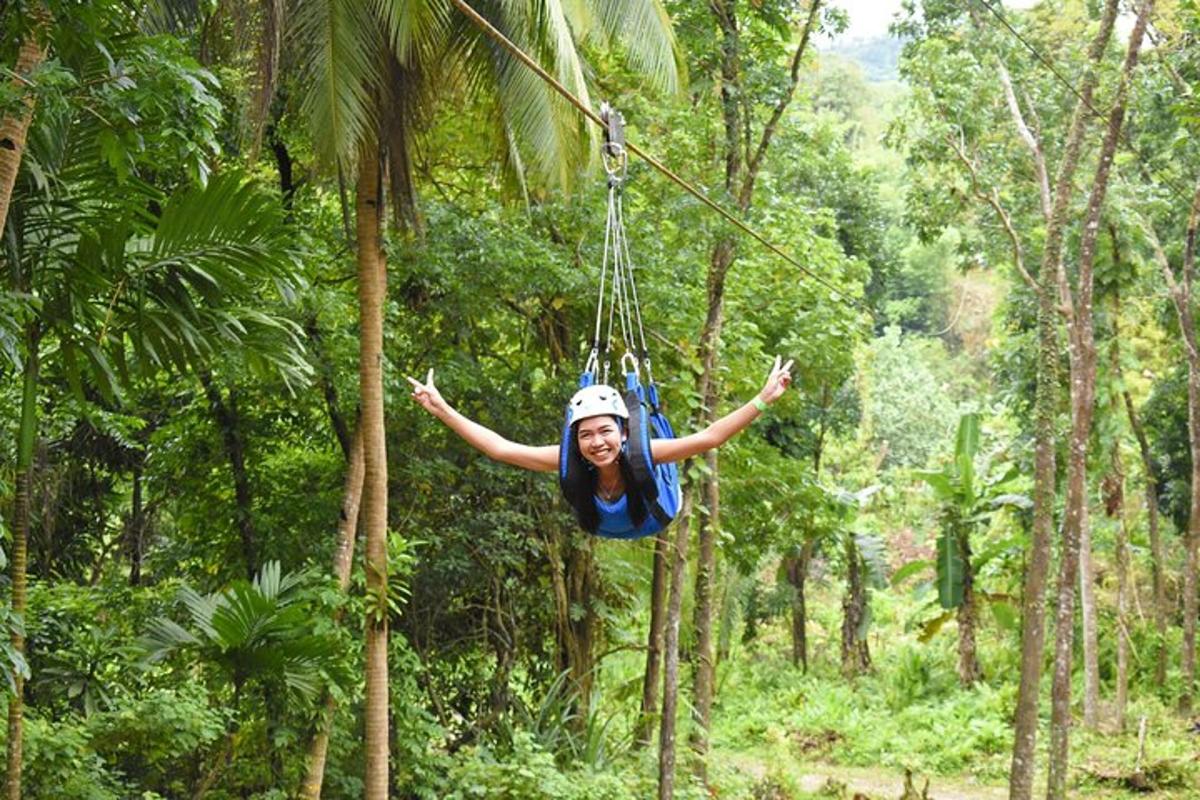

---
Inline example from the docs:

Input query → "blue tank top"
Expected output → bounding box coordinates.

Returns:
[594,493,666,540]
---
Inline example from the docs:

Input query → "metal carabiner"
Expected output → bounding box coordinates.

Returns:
[620,351,639,377]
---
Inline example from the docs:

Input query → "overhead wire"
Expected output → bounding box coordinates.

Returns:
[447,0,873,324]
[971,0,1195,208]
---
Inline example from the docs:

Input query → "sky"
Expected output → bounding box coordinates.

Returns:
[829,0,1040,41]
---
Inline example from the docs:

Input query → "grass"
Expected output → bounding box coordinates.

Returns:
[591,581,1199,800]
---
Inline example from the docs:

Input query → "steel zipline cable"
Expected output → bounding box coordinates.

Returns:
[447,0,874,324]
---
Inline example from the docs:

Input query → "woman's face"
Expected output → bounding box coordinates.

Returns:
[576,416,624,469]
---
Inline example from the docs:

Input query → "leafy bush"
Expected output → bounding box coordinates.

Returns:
[86,685,227,797]
[4,714,130,800]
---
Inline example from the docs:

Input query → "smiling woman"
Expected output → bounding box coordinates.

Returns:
[406,356,792,537]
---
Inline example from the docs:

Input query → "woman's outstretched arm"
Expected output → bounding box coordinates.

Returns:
[408,370,558,472]
[651,356,793,465]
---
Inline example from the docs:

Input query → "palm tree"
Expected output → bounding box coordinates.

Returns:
[2,79,308,795]
[140,561,336,796]
[286,2,682,795]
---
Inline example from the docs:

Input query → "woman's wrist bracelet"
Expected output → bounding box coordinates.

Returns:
[753,396,768,413]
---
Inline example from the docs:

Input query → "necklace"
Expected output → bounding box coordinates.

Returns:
[597,475,623,501]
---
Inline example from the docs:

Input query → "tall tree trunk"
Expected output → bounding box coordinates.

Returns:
[637,532,670,747]
[689,236,729,778]
[300,426,364,800]
[957,536,982,686]
[356,147,390,800]
[6,323,39,800]
[1046,6,1151,795]
[1080,504,1100,729]
[0,4,49,235]
[200,373,258,579]
[657,488,693,800]
[686,2,822,777]
[1178,182,1200,715]
[1123,391,1168,687]
[788,389,828,672]
[1007,5,1121,798]
[1105,448,1131,731]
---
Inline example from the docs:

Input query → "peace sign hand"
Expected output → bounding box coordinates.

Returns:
[758,355,794,405]
[407,368,447,416]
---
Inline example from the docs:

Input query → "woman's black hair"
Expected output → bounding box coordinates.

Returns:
[561,417,648,534]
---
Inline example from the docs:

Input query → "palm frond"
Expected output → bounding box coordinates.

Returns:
[138,617,203,663]
[576,0,683,95]
[374,0,452,66]
[292,0,388,168]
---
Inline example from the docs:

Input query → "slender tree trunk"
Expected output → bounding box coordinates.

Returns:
[658,488,693,800]
[1182,349,1200,714]
[6,324,39,800]
[1153,176,1200,709]
[689,262,727,778]
[126,465,145,586]
[1124,391,1168,686]
[200,373,258,578]
[637,532,670,747]
[0,4,49,235]
[1047,6,1151,794]
[1180,203,1200,715]
[715,563,734,665]
[1105,450,1131,730]
[786,541,812,671]
[544,526,595,727]
[356,147,390,800]
[1080,503,1100,729]
[300,426,364,799]
[1045,331,1095,800]
[1008,6,1121,798]
[305,316,353,460]
[840,535,871,677]
[567,536,597,719]
[684,1,822,781]
[958,536,982,686]
[1114,251,1170,690]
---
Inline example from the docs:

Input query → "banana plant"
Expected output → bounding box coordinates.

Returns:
[914,413,1030,685]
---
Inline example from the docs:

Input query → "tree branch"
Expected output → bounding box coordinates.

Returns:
[944,128,1037,292]
[740,0,823,208]
[998,62,1051,220]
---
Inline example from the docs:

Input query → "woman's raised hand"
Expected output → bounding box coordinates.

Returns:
[407,368,447,416]
[758,355,794,405]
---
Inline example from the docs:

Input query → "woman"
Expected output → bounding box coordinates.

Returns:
[407,356,793,535]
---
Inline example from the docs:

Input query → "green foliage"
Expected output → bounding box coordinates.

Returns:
[139,561,338,702]
[862,327,957,469]
[915,413,1028,611]
[87,685,228,797]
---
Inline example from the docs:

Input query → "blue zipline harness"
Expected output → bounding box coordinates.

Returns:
[558,105,682,539]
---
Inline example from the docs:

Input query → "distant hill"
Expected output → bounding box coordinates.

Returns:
[825,34,904,83]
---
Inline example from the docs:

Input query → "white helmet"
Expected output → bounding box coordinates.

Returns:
[566,384,629,426]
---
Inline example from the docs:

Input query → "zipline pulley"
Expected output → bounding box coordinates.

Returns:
[600,102,627,186]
